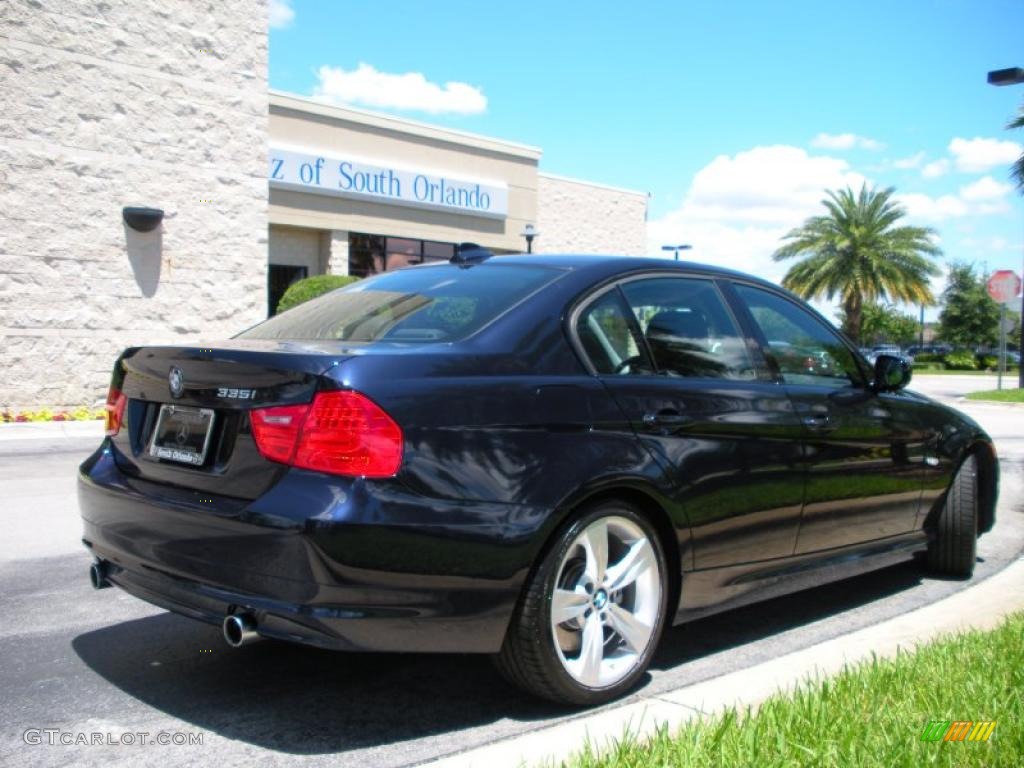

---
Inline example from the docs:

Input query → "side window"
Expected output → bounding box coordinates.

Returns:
[733,284,864,388]
[619,277,755,380]
[575,289,651,375]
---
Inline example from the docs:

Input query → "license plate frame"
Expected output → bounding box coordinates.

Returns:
[148,404,216,466]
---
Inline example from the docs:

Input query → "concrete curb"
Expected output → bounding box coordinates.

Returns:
[426,556,1024,768]
[0,420,105,442]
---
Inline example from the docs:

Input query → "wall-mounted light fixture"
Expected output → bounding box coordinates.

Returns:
[122,207,164,233]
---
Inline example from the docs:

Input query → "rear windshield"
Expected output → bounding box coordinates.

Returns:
[238,263,563,343]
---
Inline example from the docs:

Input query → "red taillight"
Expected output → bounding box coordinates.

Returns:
[250,403,310,464]
[105,387,127,436]
[251,391,403,478]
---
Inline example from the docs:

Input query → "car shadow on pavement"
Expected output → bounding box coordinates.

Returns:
[72,559,934,756]
[72,614,562,755]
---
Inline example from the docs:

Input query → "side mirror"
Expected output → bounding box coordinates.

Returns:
[873,354,912,392]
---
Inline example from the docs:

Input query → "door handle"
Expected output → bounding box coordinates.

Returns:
[802,414,834,432]
[643,409,690,427]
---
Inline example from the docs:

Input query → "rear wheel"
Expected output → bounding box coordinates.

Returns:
[927,454,978,578]
[495,501,669,706]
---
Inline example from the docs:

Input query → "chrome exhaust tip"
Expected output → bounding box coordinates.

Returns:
[222,613,260,647]
[89,561,111,590]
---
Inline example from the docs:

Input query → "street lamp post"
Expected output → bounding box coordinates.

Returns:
[520,223,538,254]
[987,66,1024,388]
[661,244,693,261]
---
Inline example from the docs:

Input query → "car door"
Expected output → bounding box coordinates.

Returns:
[728,282,929,554]
[572,274,806,570]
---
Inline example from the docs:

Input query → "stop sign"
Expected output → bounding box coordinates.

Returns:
[987,270,1022,304]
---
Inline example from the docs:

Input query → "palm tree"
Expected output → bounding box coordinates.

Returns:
[1009,104,1024,194]
[772,184,941,343]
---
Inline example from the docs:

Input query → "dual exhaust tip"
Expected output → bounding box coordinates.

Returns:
[222,612,261,648]
[89,560,261,648]
[89,560,112,590]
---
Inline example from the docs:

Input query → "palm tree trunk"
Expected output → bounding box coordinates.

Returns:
[842,294,863,344]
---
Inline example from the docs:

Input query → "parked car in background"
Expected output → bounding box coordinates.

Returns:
[79,254,999,706]
[907,344,952,357]
[864,344,909,365]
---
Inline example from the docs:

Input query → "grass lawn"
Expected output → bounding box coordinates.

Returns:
[569,612,1023,768]
[965,389,1024,403]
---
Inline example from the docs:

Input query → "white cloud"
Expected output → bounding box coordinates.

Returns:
[269,0,295,29]
[895,193,969,221]
[647,145,867,286]
[959,176,1013,201]
[921,158,949,178]
[893,151,926,169]
[948,137,1022,173]
[810,132,885,151]
[312,63,487,115]
[895,184,1013,222]
[681,146,866,225]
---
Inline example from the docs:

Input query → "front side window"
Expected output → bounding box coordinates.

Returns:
[733,284,864,388]
[619,277,755,380]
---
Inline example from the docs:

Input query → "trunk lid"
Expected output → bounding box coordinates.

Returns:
[110,340,345,500]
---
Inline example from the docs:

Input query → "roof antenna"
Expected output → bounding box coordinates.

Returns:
[451,243,493,265]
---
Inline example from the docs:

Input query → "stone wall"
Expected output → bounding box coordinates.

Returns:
[536,173,648,256]
[0,0,268,408]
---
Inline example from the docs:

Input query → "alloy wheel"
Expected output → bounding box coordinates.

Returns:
[549,515,662,688]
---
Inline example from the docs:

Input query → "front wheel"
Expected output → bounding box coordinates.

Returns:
[495,501,669,706]
[927,454,978,578]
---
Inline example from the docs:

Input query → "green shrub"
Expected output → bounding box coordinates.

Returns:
[911,361,945,371]
[276,274,360,314]
[911,352,943,363]
[977,354,999,371]
[943,350,978,370]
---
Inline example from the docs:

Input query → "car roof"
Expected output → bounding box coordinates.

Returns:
[468,253,783,290]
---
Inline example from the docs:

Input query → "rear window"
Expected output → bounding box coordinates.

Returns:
[238,263,563,342]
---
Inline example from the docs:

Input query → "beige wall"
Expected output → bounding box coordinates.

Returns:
[268,225,324,273]
[536,173,648,256]
[0,0,269,408]
[269,93,541,252]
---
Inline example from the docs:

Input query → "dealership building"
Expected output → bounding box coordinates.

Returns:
[266,92,648,317]
[0,1,647,408]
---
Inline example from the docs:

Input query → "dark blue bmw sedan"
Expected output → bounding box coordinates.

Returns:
[79,252,997,705]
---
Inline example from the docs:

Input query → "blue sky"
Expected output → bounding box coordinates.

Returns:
[269,0,1024,320]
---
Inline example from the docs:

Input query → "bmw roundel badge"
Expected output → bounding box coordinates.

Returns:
[168,366,184,398]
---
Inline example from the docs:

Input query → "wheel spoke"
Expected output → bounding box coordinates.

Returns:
[570,612,605,686]
[582,520,609,585]
[606,603,650,654]
[604,538,655,593]
[552,587,589,625]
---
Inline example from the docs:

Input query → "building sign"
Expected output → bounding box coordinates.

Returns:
[268,145,508,219]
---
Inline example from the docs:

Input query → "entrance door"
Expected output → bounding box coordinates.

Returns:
[267,264,307,316]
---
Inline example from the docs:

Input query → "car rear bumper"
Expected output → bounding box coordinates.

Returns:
[78,442,548,653]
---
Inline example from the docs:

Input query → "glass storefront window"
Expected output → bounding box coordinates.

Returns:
[348,232,456,277]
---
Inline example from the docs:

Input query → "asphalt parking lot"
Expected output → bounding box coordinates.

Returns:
[2,375,1022,768]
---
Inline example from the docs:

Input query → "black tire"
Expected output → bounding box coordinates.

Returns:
[494,500,669,706]
[927,454,978,578]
